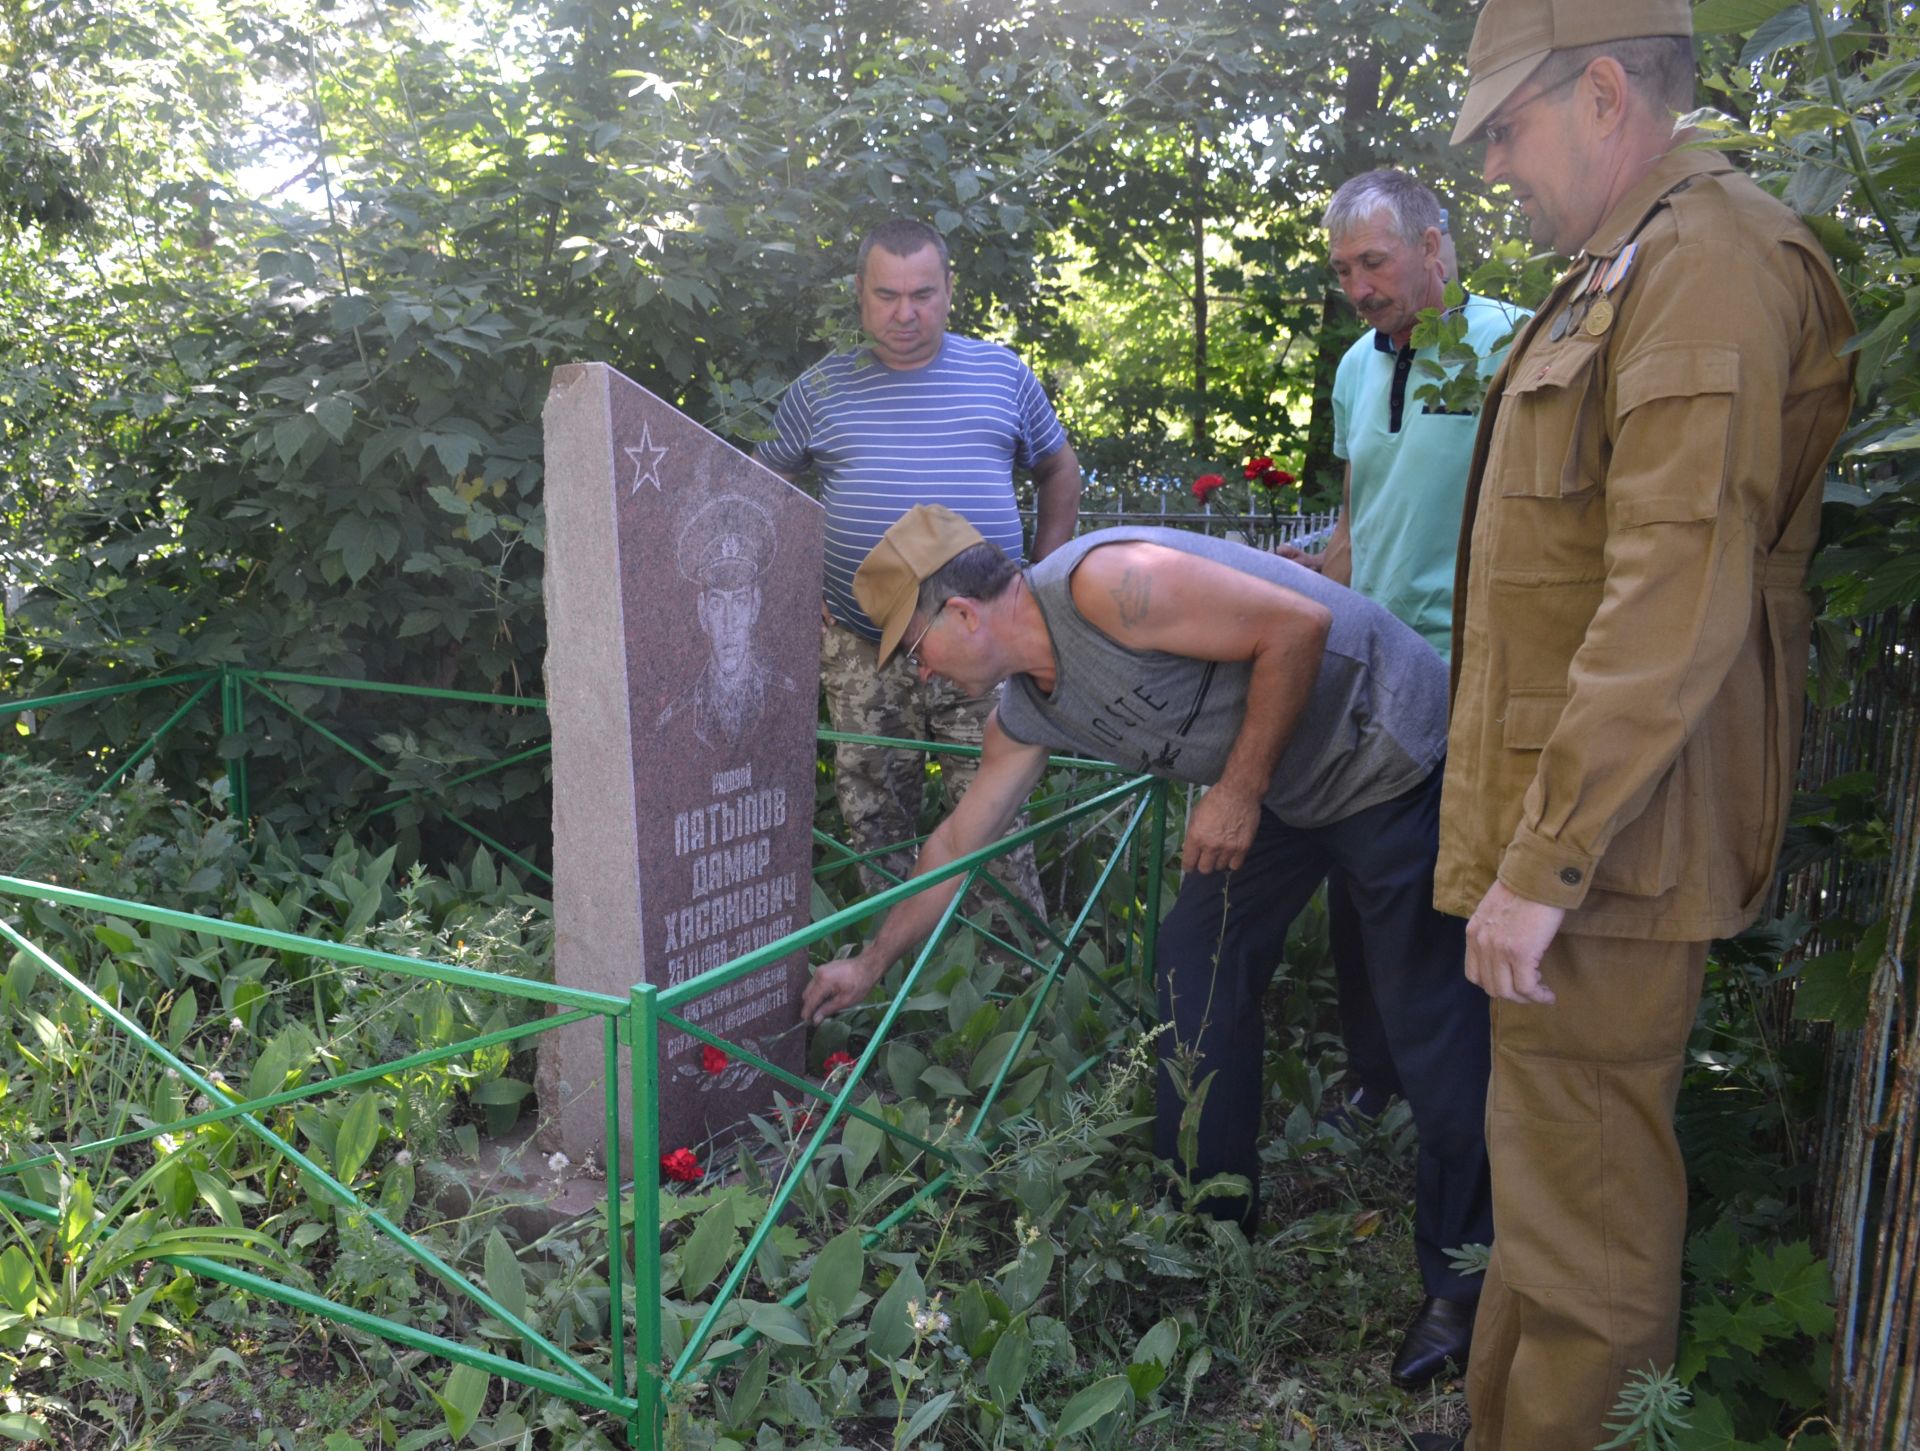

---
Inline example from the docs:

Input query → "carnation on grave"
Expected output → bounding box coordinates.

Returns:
[660,1147,703,1183]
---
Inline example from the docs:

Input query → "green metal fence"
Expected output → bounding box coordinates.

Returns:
[0,667,1169,1447]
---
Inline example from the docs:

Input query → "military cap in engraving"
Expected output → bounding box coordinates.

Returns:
[855,504,988,668]
[676,494,776,590]
[1452,0,1693,145]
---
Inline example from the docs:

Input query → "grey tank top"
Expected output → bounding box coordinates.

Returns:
[995,528,1447,828]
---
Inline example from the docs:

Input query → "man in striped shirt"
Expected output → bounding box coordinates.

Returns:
[757,219,1081,919]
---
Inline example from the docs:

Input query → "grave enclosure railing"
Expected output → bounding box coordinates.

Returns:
[0,666,1170,1448]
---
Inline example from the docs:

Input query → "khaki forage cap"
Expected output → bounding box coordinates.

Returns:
[1452,0,1692,145]
[855,504,988,668]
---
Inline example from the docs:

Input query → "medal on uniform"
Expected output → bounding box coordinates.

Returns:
[1549,262,1597,342]
[1580,243,1635,337]
[1603,243,1638,293]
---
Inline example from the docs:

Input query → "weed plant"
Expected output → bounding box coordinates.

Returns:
[0,757,1835,1449]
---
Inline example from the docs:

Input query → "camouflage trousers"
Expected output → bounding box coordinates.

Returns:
[821,621,1046,941]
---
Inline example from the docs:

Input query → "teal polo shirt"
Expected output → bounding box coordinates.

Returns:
[1332,292,1527,659]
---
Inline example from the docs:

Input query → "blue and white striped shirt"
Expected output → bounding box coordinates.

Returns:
[760,334,1069,640]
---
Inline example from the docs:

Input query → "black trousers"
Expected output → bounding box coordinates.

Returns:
[1329,874,1404,1100]
[1152,764,1492,1301]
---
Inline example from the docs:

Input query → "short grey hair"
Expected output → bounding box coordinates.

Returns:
[914,541,1018,617]
[1529,35,1696,117]
[856,218,951,279]
[1324,169,1446,249]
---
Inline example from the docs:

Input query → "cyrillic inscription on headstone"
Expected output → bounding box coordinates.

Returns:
[539,362,822,1161]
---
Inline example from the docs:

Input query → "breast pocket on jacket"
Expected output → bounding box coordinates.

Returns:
[1492,336,1606,503]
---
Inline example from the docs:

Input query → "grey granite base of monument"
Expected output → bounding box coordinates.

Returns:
[537,361,823,1165]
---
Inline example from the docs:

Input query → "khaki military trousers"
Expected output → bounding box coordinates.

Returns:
[820,622,1044,930]
[1466,932,1707,1451]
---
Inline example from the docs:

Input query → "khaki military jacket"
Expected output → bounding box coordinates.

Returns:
[1436,149,1854,940]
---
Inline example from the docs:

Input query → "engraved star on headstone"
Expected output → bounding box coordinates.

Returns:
[625,423,669,494]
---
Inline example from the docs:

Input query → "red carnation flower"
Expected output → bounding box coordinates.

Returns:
[1254,465,1297,490]
[700,1044,729,1074]
[823,1051,857,1076]
[1191,473,1226,502]
[1243,456,1274,480]
[660,1147,703,1183]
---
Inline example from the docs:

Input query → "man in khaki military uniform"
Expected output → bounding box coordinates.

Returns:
[1421,3,1855,1449]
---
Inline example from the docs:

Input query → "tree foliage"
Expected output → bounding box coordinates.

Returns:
[0,0,1108,836]
[2,5,1918,1448]
[0,0,1915,837]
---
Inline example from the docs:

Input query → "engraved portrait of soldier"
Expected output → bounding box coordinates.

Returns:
[657,492,798,749]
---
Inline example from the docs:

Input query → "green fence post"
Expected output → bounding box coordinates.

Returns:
[630,985,664,1451]
[604,1013,627,1408]
[1141,778,1168,992]
[220,666,251,829]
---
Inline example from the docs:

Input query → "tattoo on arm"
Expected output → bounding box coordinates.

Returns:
[1112,568,1151,628]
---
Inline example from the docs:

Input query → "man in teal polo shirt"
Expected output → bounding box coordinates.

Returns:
[1282,167,1527,1389]
[1291,169,1527,651]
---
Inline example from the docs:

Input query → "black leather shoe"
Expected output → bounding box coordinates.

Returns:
[1406,1435,1464,1451]
[1390,1294,1475,1388]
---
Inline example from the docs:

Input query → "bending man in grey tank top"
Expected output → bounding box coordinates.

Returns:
[804,506,1492,1388]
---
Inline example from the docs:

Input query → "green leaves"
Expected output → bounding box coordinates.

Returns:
[841,1092,885,1191]
[322,514,402,586]
[1739,6,1819,66]
[1746,1241,1834,1337]
[0,1246,39,1315]
[897,1389,956,1448]
[806,1227,865,1331]
[1125,1316,1181,1398]
[744,1301,809,1347]
[983,1314,1031,1408]
[482,1230,527,1327]
[865,1260,925,1363]
[679,1201,741,1299]
[433,1363,489,1442]
[1052,1373,1134,1440]
[332,1091,383,1184]
[1692,0,1795,34]
[1792,927,1882,1030]
[1678,1226,1836,1392]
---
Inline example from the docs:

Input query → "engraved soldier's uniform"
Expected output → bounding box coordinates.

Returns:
[659,494,797,750]
[1439,90,1854,1451]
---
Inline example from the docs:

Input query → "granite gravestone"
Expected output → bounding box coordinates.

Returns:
[539,362,823,1162]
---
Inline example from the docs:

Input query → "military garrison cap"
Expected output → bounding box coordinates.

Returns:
[855,505,988,668]
[1452,0,1693,145]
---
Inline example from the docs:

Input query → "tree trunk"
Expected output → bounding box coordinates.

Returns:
[1190,126,1210,458]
